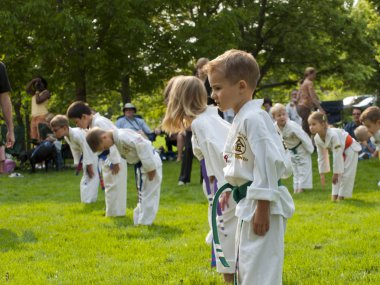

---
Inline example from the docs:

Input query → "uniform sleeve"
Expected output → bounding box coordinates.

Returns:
[77,131,97,166]
[191,130,204,161]
[64,137,82,166]
[133,137,157,172]
[331,134,344,174]
[316,140,330,173]
[292,123,314,154]
[93,117,121,164]
[245,115,287,202]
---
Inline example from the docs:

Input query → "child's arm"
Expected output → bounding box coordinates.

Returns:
[147,169,156,181]
[293,123,314,154]
[253,200,270,236]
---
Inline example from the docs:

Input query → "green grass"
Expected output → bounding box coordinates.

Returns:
[0,155,379,284]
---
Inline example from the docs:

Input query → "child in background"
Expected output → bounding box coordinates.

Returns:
[67,102,127,217]
[271,103,314,193]
[86,127,162,226]
[206,49,295,285]
[360,106,380,156]
[308,112,361,201]
[50,115,100,203]
[354,125,377,160]
[161,75,237,283]
[286,90,302,125]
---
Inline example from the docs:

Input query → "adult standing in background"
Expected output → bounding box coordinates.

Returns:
[0,61,14,148]
[26,76,51,142]
[296,67,325,135]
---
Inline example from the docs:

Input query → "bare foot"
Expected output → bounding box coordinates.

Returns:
[223,273,234,284]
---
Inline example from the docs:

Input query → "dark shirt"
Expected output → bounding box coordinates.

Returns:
[344,121,360,140]
[0,62,11,93]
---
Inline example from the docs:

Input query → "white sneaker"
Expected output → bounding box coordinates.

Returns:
[178,181,185,186]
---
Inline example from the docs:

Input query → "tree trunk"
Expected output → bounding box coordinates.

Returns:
[12,91,24,126]
[121,74,131,104]
[75,68,86,102]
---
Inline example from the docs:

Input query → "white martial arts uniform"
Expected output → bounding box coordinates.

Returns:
[112,128,162,225]
[191,105,237,274]
[276,119,314,191]
[315,128,361,198]
[65,127,100,203]
[286,102,302,126]
[223,99,295,285]
[373,131,380,151]
[90,113,127,217]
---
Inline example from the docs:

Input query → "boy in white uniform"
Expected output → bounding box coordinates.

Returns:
[86,127,162,225]
[308,112,361,201]
[161,75,237,283]
[50,115,100,203]
[67,102,127,217]
[205,49,295,285]
[271,103,314,193]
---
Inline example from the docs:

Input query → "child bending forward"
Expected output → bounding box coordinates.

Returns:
[206,49,295,285]
[51,115,99,203]
[86,127,162,225]
[271,103,314,193]
[162,75,237,283]
[308,112,361,201]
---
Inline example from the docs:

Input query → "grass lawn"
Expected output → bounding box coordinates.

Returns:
[0,153,380,284]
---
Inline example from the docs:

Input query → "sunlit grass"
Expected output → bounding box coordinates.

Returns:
[0,154,379,284]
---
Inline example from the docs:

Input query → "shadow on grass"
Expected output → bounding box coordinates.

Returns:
[112,218,183,240]
[339,198,378,208]
[0,229,37,252]
[71,202,106,215]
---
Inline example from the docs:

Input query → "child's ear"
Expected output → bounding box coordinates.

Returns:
[238,80,248,92]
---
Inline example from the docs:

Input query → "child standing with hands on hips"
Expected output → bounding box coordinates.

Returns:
[308,112,361,201]
[161,75,237,283]
[205,49,295,285]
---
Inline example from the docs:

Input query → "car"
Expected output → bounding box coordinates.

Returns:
[343,95,377,109]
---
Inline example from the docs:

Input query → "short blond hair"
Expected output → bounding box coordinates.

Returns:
[271,103,286,117]
[204,49,260,90]
[86,127,107,152]
[161,76,207,133]
[50,114,69,129]
[360,106,380,123]
[354,125,369,142]
[308,111,328,124]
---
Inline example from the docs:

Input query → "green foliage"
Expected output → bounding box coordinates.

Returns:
[0,0,380,125]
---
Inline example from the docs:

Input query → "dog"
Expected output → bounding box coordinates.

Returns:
[19,141,58,173]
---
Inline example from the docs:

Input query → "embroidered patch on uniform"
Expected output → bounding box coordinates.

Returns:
[334,145,341,149]
[234,136,246,155]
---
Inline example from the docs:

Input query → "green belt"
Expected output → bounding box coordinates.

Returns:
[289,141,302,154]
[211,180,283,268]
[211,181,252,268]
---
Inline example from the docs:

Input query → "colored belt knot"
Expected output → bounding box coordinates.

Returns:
[289,141,302,155]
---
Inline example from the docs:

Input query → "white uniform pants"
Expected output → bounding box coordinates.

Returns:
[202,181,237,274]
[332,147,358,198]
[236,215,286,285]
[80,163,100,203]
[102,158,127,217]
[290,145,313,191]
[133,164,162,225]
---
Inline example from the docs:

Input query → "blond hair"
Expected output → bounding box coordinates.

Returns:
[163,76,183,104]
[204,49,260,90]
[271,103,286,117]
[50,114,69,129]
[86,127,107,152]
[304,67,316,77]
[161,76,207,133]
[354,125,369,142]
[308,111,328,124]
[360,106,380,123]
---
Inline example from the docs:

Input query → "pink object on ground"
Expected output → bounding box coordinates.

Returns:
[4,159,16,173]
